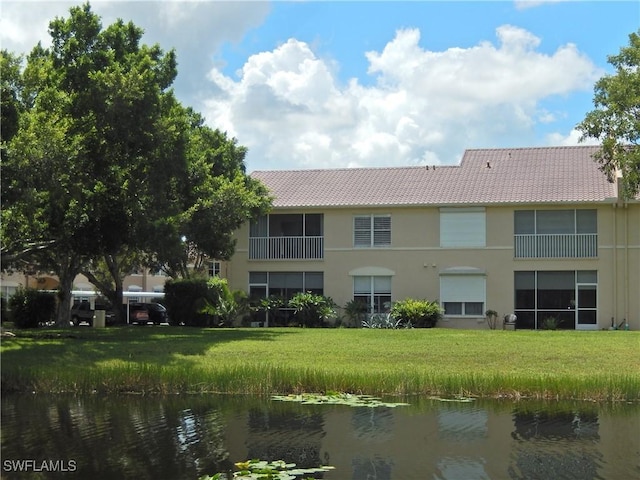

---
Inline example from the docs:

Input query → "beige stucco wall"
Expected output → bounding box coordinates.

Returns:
[227,202,640,330]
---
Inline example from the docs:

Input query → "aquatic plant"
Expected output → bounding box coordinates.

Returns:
[200,459,335,480]
[271,392,410,408]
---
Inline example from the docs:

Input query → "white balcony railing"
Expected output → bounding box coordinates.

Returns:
[515,234,597,258]
[249,236,324,260]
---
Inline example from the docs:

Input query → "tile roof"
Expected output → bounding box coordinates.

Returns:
[251,146,617,208]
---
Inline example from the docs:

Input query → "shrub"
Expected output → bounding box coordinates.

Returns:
[542,316,559,330]
[8,288,56,329]
[163,278,216,327]
[362,312,410,329]
[288,292,337,327]
[344,300,368,327]
[200,277,241,327]
[390,298,441,328]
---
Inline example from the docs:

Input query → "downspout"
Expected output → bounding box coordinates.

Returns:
[612,203,617,326]
[624,201,629,328]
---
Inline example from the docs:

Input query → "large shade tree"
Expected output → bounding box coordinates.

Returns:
[1,3,271,326]
[578,30,640,199]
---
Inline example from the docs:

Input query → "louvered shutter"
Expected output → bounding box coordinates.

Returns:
[373,216,391,246]
[354,216,372,247]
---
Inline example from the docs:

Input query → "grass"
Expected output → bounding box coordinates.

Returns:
[1,326,639,401]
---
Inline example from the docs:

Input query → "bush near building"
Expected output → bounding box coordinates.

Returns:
[390,298,442,328]
[8,288,56,329]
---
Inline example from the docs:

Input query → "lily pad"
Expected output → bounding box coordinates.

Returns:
[200,459,335,480]
[429,395,475,403]
[271,393,410,408]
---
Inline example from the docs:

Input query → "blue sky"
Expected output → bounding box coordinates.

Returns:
[2,1,638,171]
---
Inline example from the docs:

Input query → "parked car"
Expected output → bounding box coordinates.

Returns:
[71,300,116,326]
[128,303,150,325]
[145,302,168,325]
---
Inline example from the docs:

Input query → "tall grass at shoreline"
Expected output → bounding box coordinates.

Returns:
[2,327,639,401]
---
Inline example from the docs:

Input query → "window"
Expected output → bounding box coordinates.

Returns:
[440,273,486,317]
[248,271,324,326]
[248,271,324,301]
[354,215,391,247]
[208,261,221,278]
[440,208,486,247]
[353,276,391,313]
[514,270,598,330]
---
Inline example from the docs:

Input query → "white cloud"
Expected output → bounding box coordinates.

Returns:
[546,129,600,146]
[2,4,601,172]
[514,0,569,10]
[203,25,601,170]
[0,1,270,107]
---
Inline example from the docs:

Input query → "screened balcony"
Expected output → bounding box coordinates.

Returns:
[249,213,324,260]
[514,209,598,259]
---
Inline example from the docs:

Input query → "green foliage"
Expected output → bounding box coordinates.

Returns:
[361,312,409,329]
[0,4,272,327]
[272,393,409,408]
[343,299,368,327]
[2,329,639,400]
[164,277,240,327]
[200,459,335,480]
[390,298,442,328]
[8,288,56,329]
[163,278,211,327]
[288,292,337,327]
[577,30,640,198]
[200,276,240,327]
[542,317,559,330]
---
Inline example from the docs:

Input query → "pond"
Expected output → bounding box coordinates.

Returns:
[1,394,638,480]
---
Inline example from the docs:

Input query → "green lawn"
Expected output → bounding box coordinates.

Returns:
[2,327,639,400]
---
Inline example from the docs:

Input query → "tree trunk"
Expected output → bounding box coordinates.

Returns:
[55,254,83,328]
[82,254,126,325]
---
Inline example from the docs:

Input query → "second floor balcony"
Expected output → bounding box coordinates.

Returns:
[249,236,324,260]
[515,233,598,258]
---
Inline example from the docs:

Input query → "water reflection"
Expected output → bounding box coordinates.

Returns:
[1,395,638,480]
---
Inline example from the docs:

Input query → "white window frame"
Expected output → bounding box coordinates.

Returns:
[353,275,392,314]
[208,260,221,278]
[354,214,391,248]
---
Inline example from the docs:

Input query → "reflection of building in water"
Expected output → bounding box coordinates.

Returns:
[227,404,326,469]
[223,401,640,480]
[510,409,601,479]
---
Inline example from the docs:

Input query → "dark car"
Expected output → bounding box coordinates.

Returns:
[145,302,168,325]
[71,300,117,326]
[128,302,150,325]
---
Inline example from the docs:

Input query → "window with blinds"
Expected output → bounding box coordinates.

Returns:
[353,275,392,313]
[354,215,391,247]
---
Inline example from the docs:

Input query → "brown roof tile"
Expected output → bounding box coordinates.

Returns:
[251,146,616,208]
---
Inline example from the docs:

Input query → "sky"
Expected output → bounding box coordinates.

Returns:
[1,1,638,172]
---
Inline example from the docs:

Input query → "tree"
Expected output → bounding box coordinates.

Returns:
[144,110,272,279]
[1,3,271,326]
[577,30,640,199]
